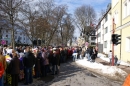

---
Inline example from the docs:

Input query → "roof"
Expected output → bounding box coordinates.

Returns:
[95,3,111,29]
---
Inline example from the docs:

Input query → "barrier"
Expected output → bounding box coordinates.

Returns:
[123,74,130,86]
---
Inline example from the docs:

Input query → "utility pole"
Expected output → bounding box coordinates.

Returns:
[112,18,115,66]
[111,18,121,66]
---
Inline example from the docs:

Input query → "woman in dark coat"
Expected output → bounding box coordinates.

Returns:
[34,50,41,78]
[10,52,20,86]
[52,49,58,75]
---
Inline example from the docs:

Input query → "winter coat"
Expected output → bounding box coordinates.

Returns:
[19,57,24,70]
[0,55,6,77]
[0,55,6,71]
[52,53,58,65]
[10,57,20,74]
[108,52,112,59]
[23,51,35,68]
[35,55,41,72]
[41,52,49,66]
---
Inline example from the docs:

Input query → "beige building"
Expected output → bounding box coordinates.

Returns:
[112,0,130,62]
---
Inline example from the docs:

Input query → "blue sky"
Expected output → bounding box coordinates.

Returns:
[54,0,111,37]
[55,0,111,18]
[32,0,111,37]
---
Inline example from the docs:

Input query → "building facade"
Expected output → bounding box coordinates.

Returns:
[96,4,112,54]
[1,27,32,46]
[112,0,130,62]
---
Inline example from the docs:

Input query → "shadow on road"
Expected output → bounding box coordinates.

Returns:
[5,59,97,86]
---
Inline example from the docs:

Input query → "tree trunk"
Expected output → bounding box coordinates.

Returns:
[11,27,15,49]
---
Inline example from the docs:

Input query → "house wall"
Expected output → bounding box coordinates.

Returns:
[112,0,130,62]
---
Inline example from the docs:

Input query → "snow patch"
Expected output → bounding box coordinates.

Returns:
[75,59,128,81]
[98,53,130,66]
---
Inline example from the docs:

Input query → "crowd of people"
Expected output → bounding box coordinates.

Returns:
[0,45,98,86]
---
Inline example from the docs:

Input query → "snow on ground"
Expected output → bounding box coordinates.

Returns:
[98,53,130,67]
[75,58,128,81]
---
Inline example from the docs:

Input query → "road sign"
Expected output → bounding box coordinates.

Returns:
[1,40,6,45]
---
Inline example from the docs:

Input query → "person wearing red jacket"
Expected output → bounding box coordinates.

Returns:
[0,50,6,86]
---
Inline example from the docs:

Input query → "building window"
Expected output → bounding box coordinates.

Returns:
[6,30,8,33]
[104,41,107,48]
[6,35,8,38]
[123,0,130,18]
[126,37,130,51]
[91,37,96,40]
[114,10,118,24]
[128,0,130,15]
[124,1,127,18]
[20,37,22,40]
[98,23,101,29]
[91,42,96,45]
[97,32,101,37]
[105,27,108,34]
[102,34,104,40]
[105,15,108,22]
[15,36,17,39]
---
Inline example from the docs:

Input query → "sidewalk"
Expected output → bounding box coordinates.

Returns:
[95,57,130,74]
[75,57,128,82]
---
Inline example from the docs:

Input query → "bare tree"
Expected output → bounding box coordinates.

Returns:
[64,15,75,46]
[33,16,51,46]
[74,5,96,42]
[18,3,39,46]
[59,14,75,46]
[100,9,106,17]
[0,0,24,49]
[37,0,56,46]
[57,5,68,45]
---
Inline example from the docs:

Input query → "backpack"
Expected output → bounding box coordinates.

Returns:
[0,62,4,78]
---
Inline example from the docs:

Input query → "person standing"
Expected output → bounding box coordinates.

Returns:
[85,47,90,61]
[91,47,97,62]
[23,47,35,85]
[34,49,41,78]
[72,48,78,62]
[52,49,58,75]
[0,50,6,86]
[108,50,112,64]
[10,52,20,86]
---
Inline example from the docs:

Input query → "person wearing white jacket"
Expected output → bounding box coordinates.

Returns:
[108,50,112,64]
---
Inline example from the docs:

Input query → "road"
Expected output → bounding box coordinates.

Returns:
[17,60,123,86]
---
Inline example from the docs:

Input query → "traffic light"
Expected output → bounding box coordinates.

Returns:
[111,34,121,45]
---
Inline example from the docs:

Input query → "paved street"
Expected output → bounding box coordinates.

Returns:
[17,60,123,86]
